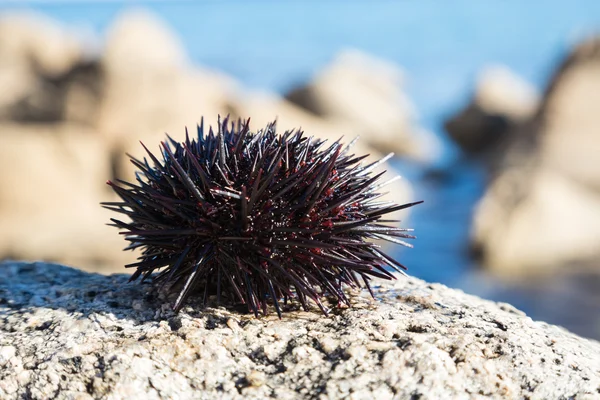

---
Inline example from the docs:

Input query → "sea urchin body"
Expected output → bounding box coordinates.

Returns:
[103,118,421,317]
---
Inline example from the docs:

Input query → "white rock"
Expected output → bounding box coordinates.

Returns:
[0,346,16,367]
[1,261,599,399]
[285,49,441,163]
[475,65,540,120]
[472,38,600,274]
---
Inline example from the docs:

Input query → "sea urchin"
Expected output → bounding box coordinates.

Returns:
[103,118,422,317]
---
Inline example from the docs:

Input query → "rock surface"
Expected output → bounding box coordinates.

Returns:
[472,37,600,275]
[1,261,599,399]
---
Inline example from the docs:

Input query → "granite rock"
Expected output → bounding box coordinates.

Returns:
[1,261,599,399]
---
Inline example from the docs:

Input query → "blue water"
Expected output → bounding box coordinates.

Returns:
[3,0,600,334]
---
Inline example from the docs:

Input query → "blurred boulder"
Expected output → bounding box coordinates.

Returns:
[0,124,134,273]
[285,49,441,163]
[98,10,237,180]
[9,60,103,125]
[445,65,540,154]
[472,38,600,276]
[0,13,102,124]
[61,60,104,125]
[0,13,85,77]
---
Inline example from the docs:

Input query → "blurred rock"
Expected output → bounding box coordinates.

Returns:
[0,124,134,272]
[472,38,600,276]
[540,40,600,189]
[445,65,540,154]
[0,13,101,123]
[9,60,103,125]
[98,10,237,180]
[285,49,441,163]
[102,9,187,72]
[0,13,86,78]
[61,61,104,126]
[476,66,539,120]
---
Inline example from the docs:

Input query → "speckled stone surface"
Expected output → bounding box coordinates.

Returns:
[1,261,599,399]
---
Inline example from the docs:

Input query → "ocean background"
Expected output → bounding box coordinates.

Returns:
[2,0,600,334]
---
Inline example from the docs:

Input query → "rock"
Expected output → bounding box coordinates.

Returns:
[472,38,600,275]
[60,61,104,126]
[285,49,441,163]
[445,65,540,154]
[444,103,512,154]
[102,9,187,73]
[98,10,237,180]
[539,40,600,190]
[0,13,88,78]
[0,13,100,123]
[0,124,134,273]
[1,261,599,399]
[475,65,540,120]
[7,59,103,125]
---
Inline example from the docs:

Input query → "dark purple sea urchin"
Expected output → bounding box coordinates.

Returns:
[103,118,421,317]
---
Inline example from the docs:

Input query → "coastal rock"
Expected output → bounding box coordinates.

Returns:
[285,50,440,163]
[472,38,600,275]
[98,10,237,180]
[445,65,539,154]
[540,40,600,189]
[60,60,104,126]
[0,13,87,78]
[1,261,599,399]
[0,125,133,273]
[0,13,98,123]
